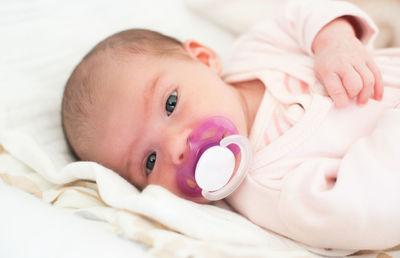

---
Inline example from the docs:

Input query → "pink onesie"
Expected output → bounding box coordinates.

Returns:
[221,0,400,253]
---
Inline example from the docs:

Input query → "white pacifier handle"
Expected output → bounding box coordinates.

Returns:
[195,135,252,201]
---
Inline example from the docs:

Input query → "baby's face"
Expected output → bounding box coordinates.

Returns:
[90,47,248,202]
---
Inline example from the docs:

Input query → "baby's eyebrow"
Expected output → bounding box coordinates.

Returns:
[143,73,162,112]
[125,141,146,187]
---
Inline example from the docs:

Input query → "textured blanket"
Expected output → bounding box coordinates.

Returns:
[0,132,399,257]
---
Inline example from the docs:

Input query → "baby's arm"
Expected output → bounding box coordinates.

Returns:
[312,17,383,107]
[224,0,383,106]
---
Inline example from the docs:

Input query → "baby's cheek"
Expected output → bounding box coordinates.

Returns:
[151,166,179,190]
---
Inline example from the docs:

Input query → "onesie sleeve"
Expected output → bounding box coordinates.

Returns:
[222,0,379,81]
[279,109,400,250]
[279,0,379,56]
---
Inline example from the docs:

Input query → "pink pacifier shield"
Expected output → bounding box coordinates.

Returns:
[176,116,239,197]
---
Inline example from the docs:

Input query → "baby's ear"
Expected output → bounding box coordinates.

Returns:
[183,40,222,74]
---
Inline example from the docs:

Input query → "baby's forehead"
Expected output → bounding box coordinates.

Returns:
[86,49,186,107]
[84,50,132,85]
[86,54,149,97]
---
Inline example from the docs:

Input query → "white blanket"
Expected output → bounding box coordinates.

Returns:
[0,130,312,257]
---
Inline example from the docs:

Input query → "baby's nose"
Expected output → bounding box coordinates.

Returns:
[165,128,190,166]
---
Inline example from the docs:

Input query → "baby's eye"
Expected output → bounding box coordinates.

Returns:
[145,152,156,175]
[165,91,178,116]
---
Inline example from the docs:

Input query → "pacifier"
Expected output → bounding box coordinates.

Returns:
[176,117,252,201]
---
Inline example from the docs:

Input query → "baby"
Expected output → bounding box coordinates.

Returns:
[62,0,400,253]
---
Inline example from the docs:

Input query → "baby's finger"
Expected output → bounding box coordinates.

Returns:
[340,66,362,99]
[367,61,383,101]
[324,73,349,108]
[355,64,375,105]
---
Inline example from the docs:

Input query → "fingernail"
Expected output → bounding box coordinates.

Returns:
[357,99,367,106]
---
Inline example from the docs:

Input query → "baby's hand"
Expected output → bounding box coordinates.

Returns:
[312,18,383,108]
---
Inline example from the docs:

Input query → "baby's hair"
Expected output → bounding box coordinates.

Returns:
[62,29,185,160]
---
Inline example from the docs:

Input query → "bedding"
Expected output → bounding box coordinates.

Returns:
[0,183,150,258]
[1,0,400,257]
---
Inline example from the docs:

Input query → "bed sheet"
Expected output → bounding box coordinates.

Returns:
[1,0,399,257]
[0,182,151,258]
